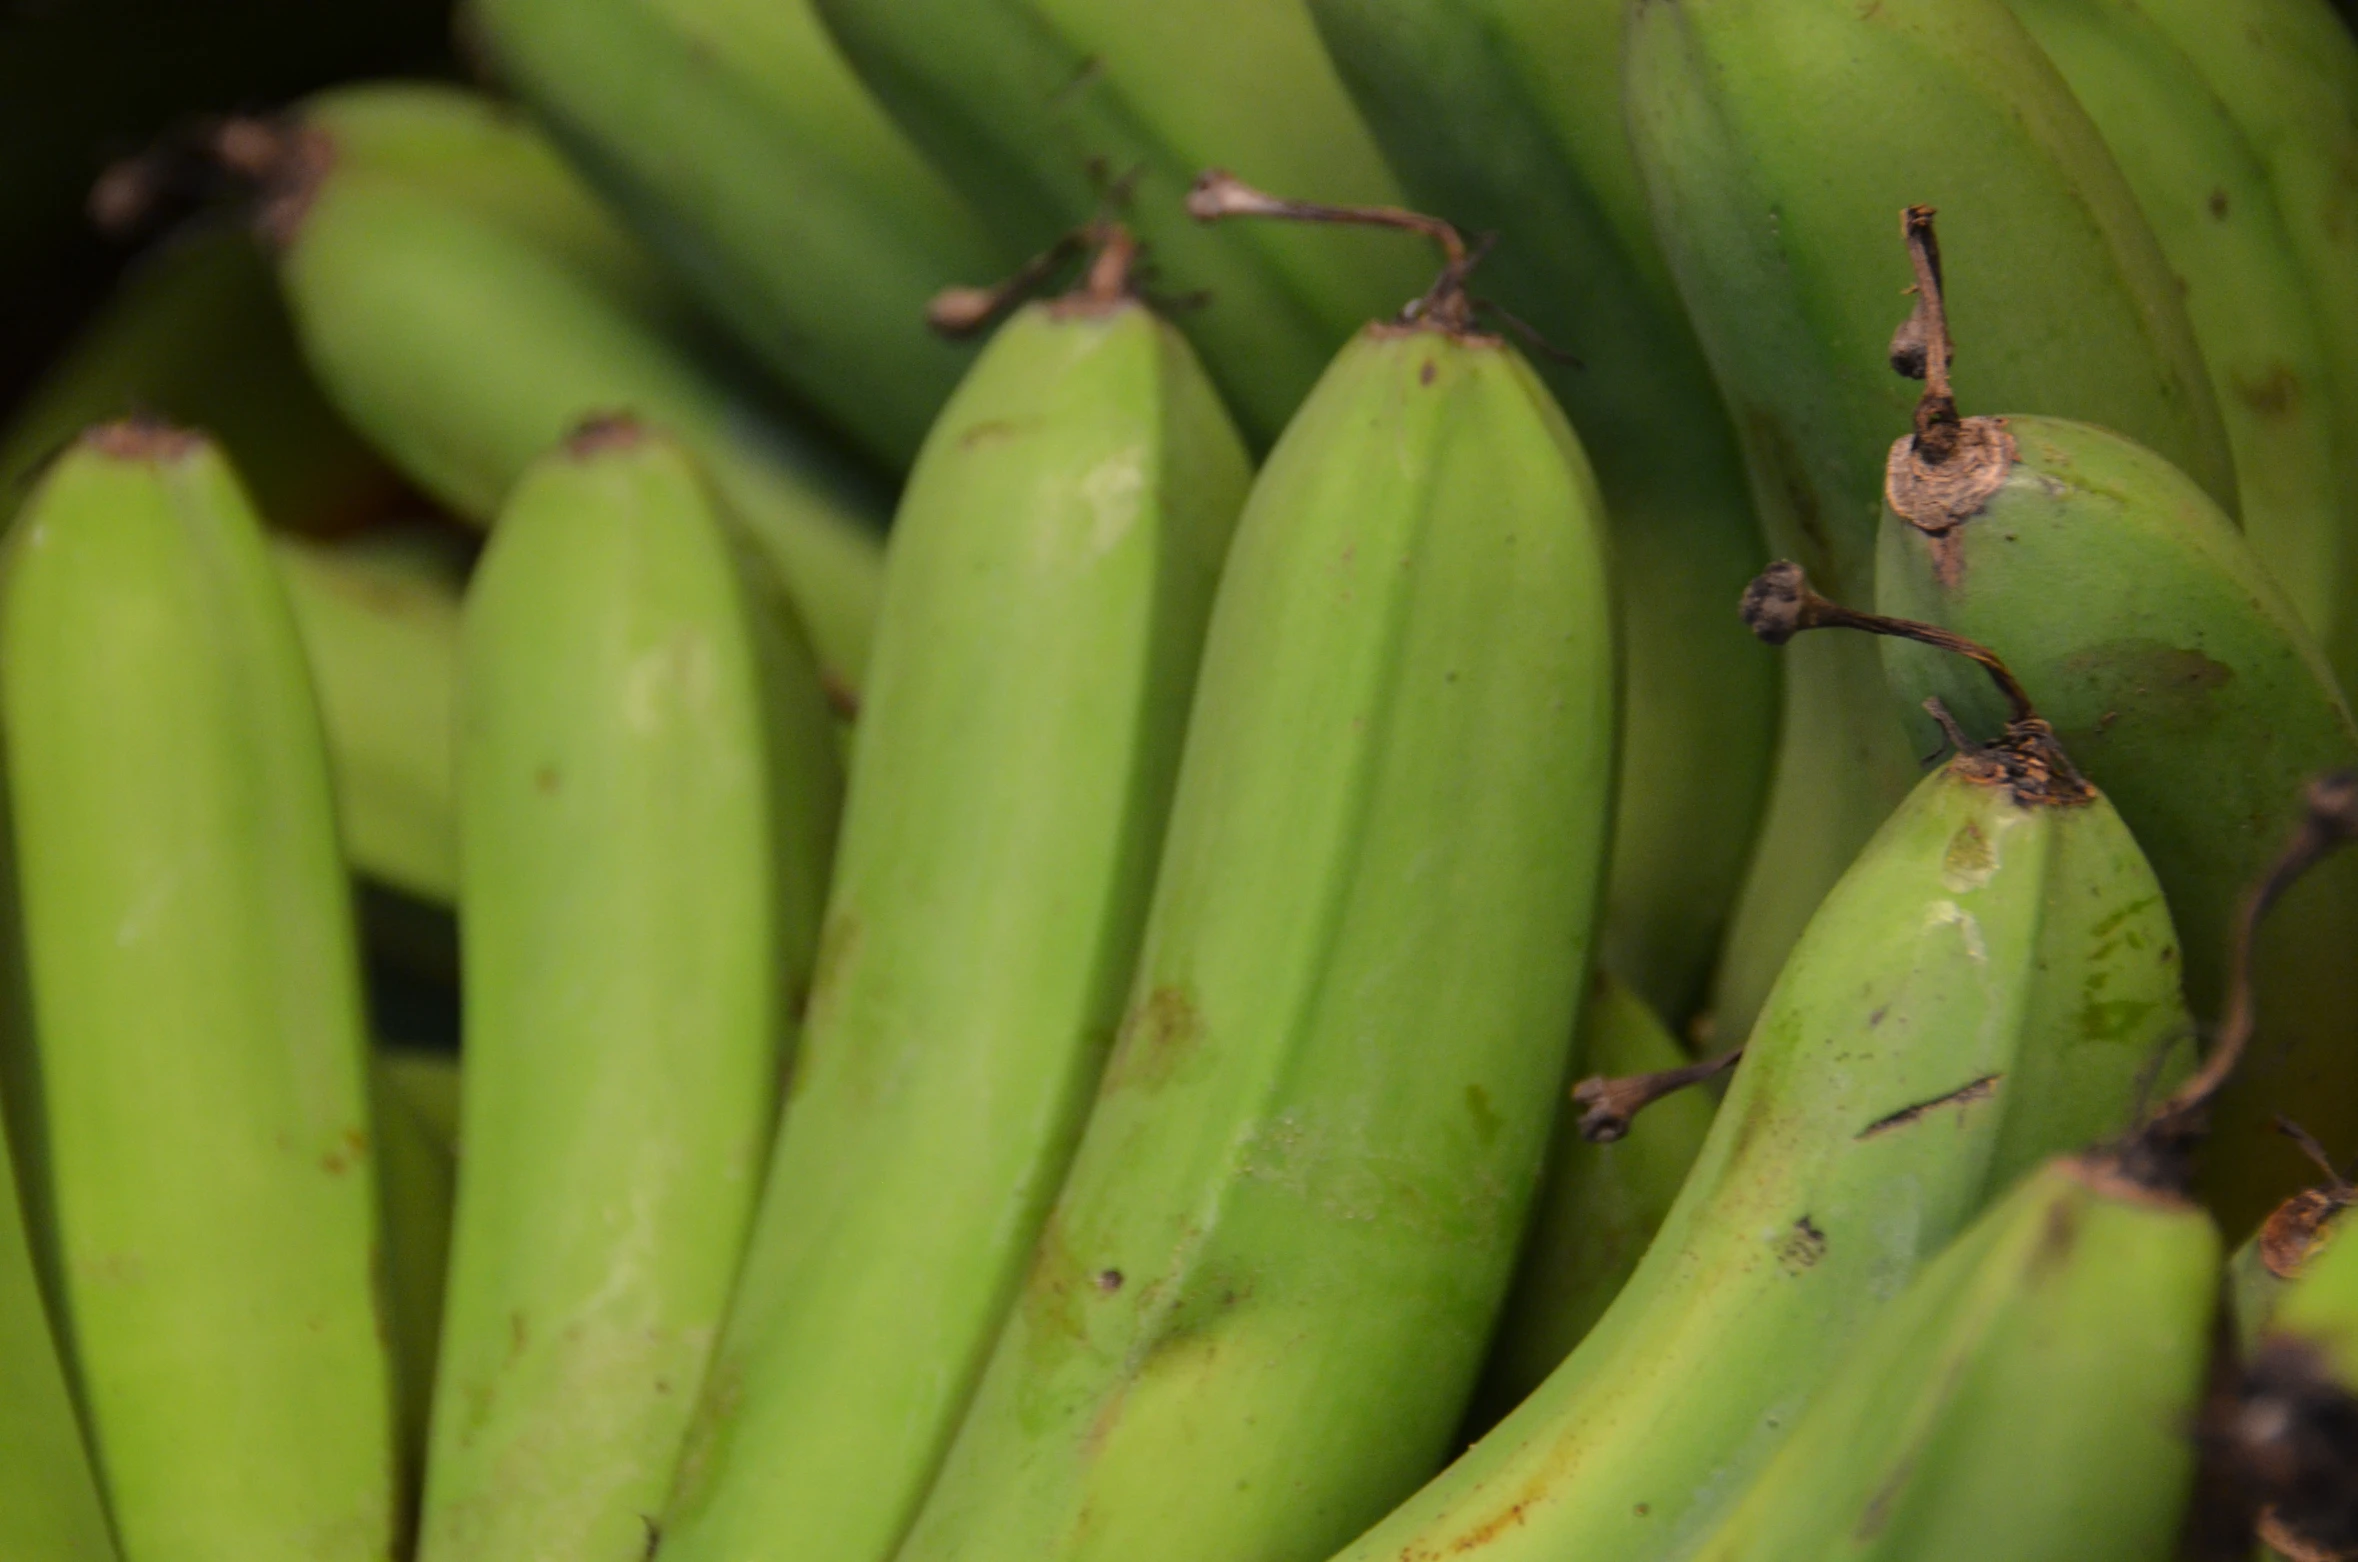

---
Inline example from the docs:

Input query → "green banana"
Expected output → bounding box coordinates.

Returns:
[656,241,1250,1562]
[2236,1191,2358,1560]
[0,221,400,534]
[891,212,1616,1562]
[248,82,888,692]
[1872,224,2358,1232]
[2125,0,2358,702]
[807,0,1431,446]
[1624,0,2235,1047]
[0,1086,116,1562]
[423,420,841,1562]
[2003,0,2354,659]
[1463,972,1717,1435]
[1688,1154,2221,1562]
[461,0,1015,469]
[1321,625,2192,1562]
[271,525,463,905]
[1301,0,1777,1022]
[376,1045,461,1155]
[0,423,397,1561]
[368,1046,458,1500]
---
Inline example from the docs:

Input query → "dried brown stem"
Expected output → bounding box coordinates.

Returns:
[2139,773,2358,1151]
[1892,205,1964,461]
[925,229,1090,338]
[1571,1046,1744,1144]
[1740,561,2036,726]
[2276,1117,2356,1198]
[1187,168,1478,331]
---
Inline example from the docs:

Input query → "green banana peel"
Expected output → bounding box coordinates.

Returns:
[1875,412,2358,1234]
[1625,0,2236,1047]
[1464,971,1716,1436]
[367,1047,457,1506]
[2005,0,2353,658]
[1325,738,2192,1562]
[0,425,398,1562]
[260,83,888,692]
[462,0,1015,469]
[1306,0,1778,1023]
[659,278,1249,1562]
[808,0,1432,446]
[422,423,840,1562]
[1688,1155,2220,1562]
[270,527,462,906]
[895,317,1616,1562]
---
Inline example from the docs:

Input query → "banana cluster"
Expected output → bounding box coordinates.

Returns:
[4,1,2358,1560]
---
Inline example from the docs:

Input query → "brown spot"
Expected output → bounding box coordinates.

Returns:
[564,414,645,456]
[2210,188,2231,220]
[1465,1083,1501,1146]
[1095,1269,1124,1293]
[535,765,560,794]
[2261,1189,2355,1280]
[82,418,203,463]
[1440,1498,1533,1553]
[2236,364,2303,418]
[1855,1449,1920,1540]
[509,1311,529,1358]
[1419,360,1437,386]
[820,670,860,723]
[2031,1195,2080,1277]
[1856,1074,2002,1138]
[1633,1503,1651,1517]
[958,419,1020,449]
[1100,985,1203,1093]
[1774,1216,1828,1272]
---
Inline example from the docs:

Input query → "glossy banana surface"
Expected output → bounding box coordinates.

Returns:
[1876,414,2358,1231]
[265,83,887,691]
[1689,1154,2220,1562]
[0,425,397,1562]
[464,0,1013,469]
[1625,0,2234,1046]
[808,0,1431,445]
[658,285,1249,1562]
[893,319,1616,1562]
[1327,747,2191,1562]
[422,424,840,1562]
[1306,0,1777,1021]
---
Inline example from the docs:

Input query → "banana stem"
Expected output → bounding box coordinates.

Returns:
[1570,1045,1744,1144]
[1740,560,2037,726]
[2140,773,2358,1151]
[1186,169,1478,331]
[2274,1116,2357,1199]
[1892,205,1965,461]
[926,220,1139,338]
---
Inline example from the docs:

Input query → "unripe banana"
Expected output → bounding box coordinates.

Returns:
[892,229,1616,1562]
[1323,693,2191,1562]
[655,243,1249,1562]
[271,526,462,905]
[1625,0,2235,1046]
[2237,1204,2358,1559]
[1872,246,2358,1231]
[1303,0,1778,1022]
[1464,972,1715,1434]
[1689,1154,2221,1562]
[0,1092,116,1562]
[0,423,397,1561]
[461,0,1014,470]
[0,221,399,534]
[2003,0,2354,657]
[422,420,840,1562]
[2124,0,2358,702]
[250,83,887,692]
[368,1047,458,1497]
[806,0,1430,446]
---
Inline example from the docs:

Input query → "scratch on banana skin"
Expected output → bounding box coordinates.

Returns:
[1923,900,1986,962]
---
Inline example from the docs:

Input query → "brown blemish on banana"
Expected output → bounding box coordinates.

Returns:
[1100,984,1202,1094]
[2231,1338,2358,1559]
[2262,1188,2353,1279]
[1855,1074,2001,1139]
[82,417,204,463]
[1773,1217,1827,1273]
[2237,364,2302,418]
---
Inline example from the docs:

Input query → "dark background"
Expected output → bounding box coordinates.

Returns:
[0,0,459,421]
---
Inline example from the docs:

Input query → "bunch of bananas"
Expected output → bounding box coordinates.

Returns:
[5,0,2358,1559]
